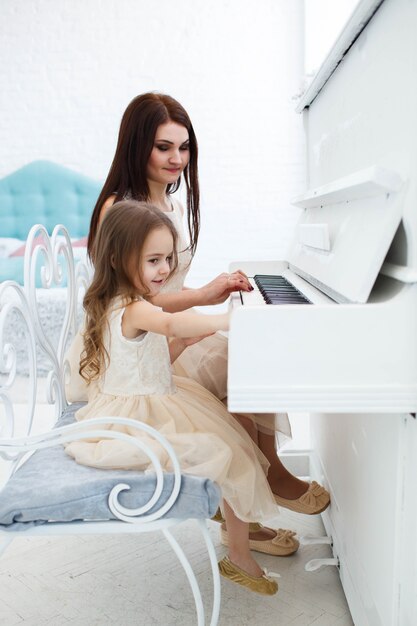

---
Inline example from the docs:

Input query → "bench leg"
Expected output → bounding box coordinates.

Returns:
[163,521,220,626]
[196,519,221,626]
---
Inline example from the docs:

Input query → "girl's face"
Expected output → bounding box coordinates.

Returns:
[147,121,190,187]
[138,226,174,295]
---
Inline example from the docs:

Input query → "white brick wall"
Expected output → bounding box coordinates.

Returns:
[0,0,305,283]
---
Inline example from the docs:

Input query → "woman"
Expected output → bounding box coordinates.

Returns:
[77,92,329,552]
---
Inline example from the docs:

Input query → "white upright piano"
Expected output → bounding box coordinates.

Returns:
[228,1,417,624]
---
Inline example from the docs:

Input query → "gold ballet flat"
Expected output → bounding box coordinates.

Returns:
[211,507,224,524]
[220,525,299,557]
[218,556,279,595]
[212,508,261,528]
[273,481,330,515]
[211,509,299,556]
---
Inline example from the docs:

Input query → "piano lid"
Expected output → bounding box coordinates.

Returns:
[288,165,404,304]
[296,0,385,113]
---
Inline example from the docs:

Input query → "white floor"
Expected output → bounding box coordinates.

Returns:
[0,377,354,625]
[0,512,353,626]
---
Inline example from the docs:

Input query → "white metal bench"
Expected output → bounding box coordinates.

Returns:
[0,224,221,625]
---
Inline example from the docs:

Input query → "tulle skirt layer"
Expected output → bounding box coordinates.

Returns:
[65,375,279,522]
[65,330,292,443]
[172,332,292,443]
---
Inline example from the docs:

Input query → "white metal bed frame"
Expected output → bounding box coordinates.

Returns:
[0,224,221,625]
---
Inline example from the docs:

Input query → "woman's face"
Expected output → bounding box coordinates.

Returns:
[147,121,190,187]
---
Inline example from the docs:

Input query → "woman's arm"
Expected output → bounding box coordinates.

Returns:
[98,196,252,311]
[168,333,214,363]
[168,338,187,363]
[150,271,253,312]
[123,300,229,338]
[99,194,117,221]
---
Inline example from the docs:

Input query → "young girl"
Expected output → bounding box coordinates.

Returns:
[65,200,280,595]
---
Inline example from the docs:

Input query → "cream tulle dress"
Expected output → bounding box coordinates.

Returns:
[65,300,279,522]
[164,198,291,444]
[65,196,291,443]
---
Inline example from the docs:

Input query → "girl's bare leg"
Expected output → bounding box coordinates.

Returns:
[230,415,288,540]
[222,500,263,577]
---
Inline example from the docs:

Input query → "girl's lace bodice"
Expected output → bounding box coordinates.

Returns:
[100,301,176,396]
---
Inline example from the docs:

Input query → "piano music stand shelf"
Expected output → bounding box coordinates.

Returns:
[380,262,417,284]
[287,166,405,304]
[291,165,403,209]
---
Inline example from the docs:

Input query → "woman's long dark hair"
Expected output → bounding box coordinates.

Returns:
[88,92,199,260]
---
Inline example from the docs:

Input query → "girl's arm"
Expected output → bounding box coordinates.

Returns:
[150,288,204,312]
[150,271,252,312]
[123,300,229,339]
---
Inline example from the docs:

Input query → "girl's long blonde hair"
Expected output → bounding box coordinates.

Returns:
[80,200,178,383]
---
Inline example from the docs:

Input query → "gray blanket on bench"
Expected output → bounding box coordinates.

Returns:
[0,403,221,530]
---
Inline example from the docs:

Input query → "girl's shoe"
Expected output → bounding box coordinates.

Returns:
[211,507,224,524]
[221,525,299,557]
[273,481,330,515]
[218,556,279,595]
[211,510,299,556]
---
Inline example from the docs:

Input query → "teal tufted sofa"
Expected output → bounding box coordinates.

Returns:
[0,161,101,284]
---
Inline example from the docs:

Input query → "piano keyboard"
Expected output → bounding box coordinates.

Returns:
[254,274,312,305]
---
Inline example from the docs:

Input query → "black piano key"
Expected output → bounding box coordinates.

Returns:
[253,274,311,305]
[266,297,307,304]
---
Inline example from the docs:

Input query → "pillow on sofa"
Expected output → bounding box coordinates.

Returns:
[9,236,87,257]
[9,235,44,257]
[72,236,88,248]
[0,237,24,258]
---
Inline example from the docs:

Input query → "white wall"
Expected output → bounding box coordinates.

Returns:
[0,0,305,284]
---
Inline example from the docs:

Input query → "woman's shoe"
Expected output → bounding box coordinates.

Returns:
[218,556,279,595]
[273,481,330,515]
[220,525,299,557]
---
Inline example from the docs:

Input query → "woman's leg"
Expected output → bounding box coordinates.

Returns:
[228,415,299,541]
[257,431,309,500]
[233,415,309,499]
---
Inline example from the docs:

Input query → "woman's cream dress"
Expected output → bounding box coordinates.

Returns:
[65,301,279,522]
